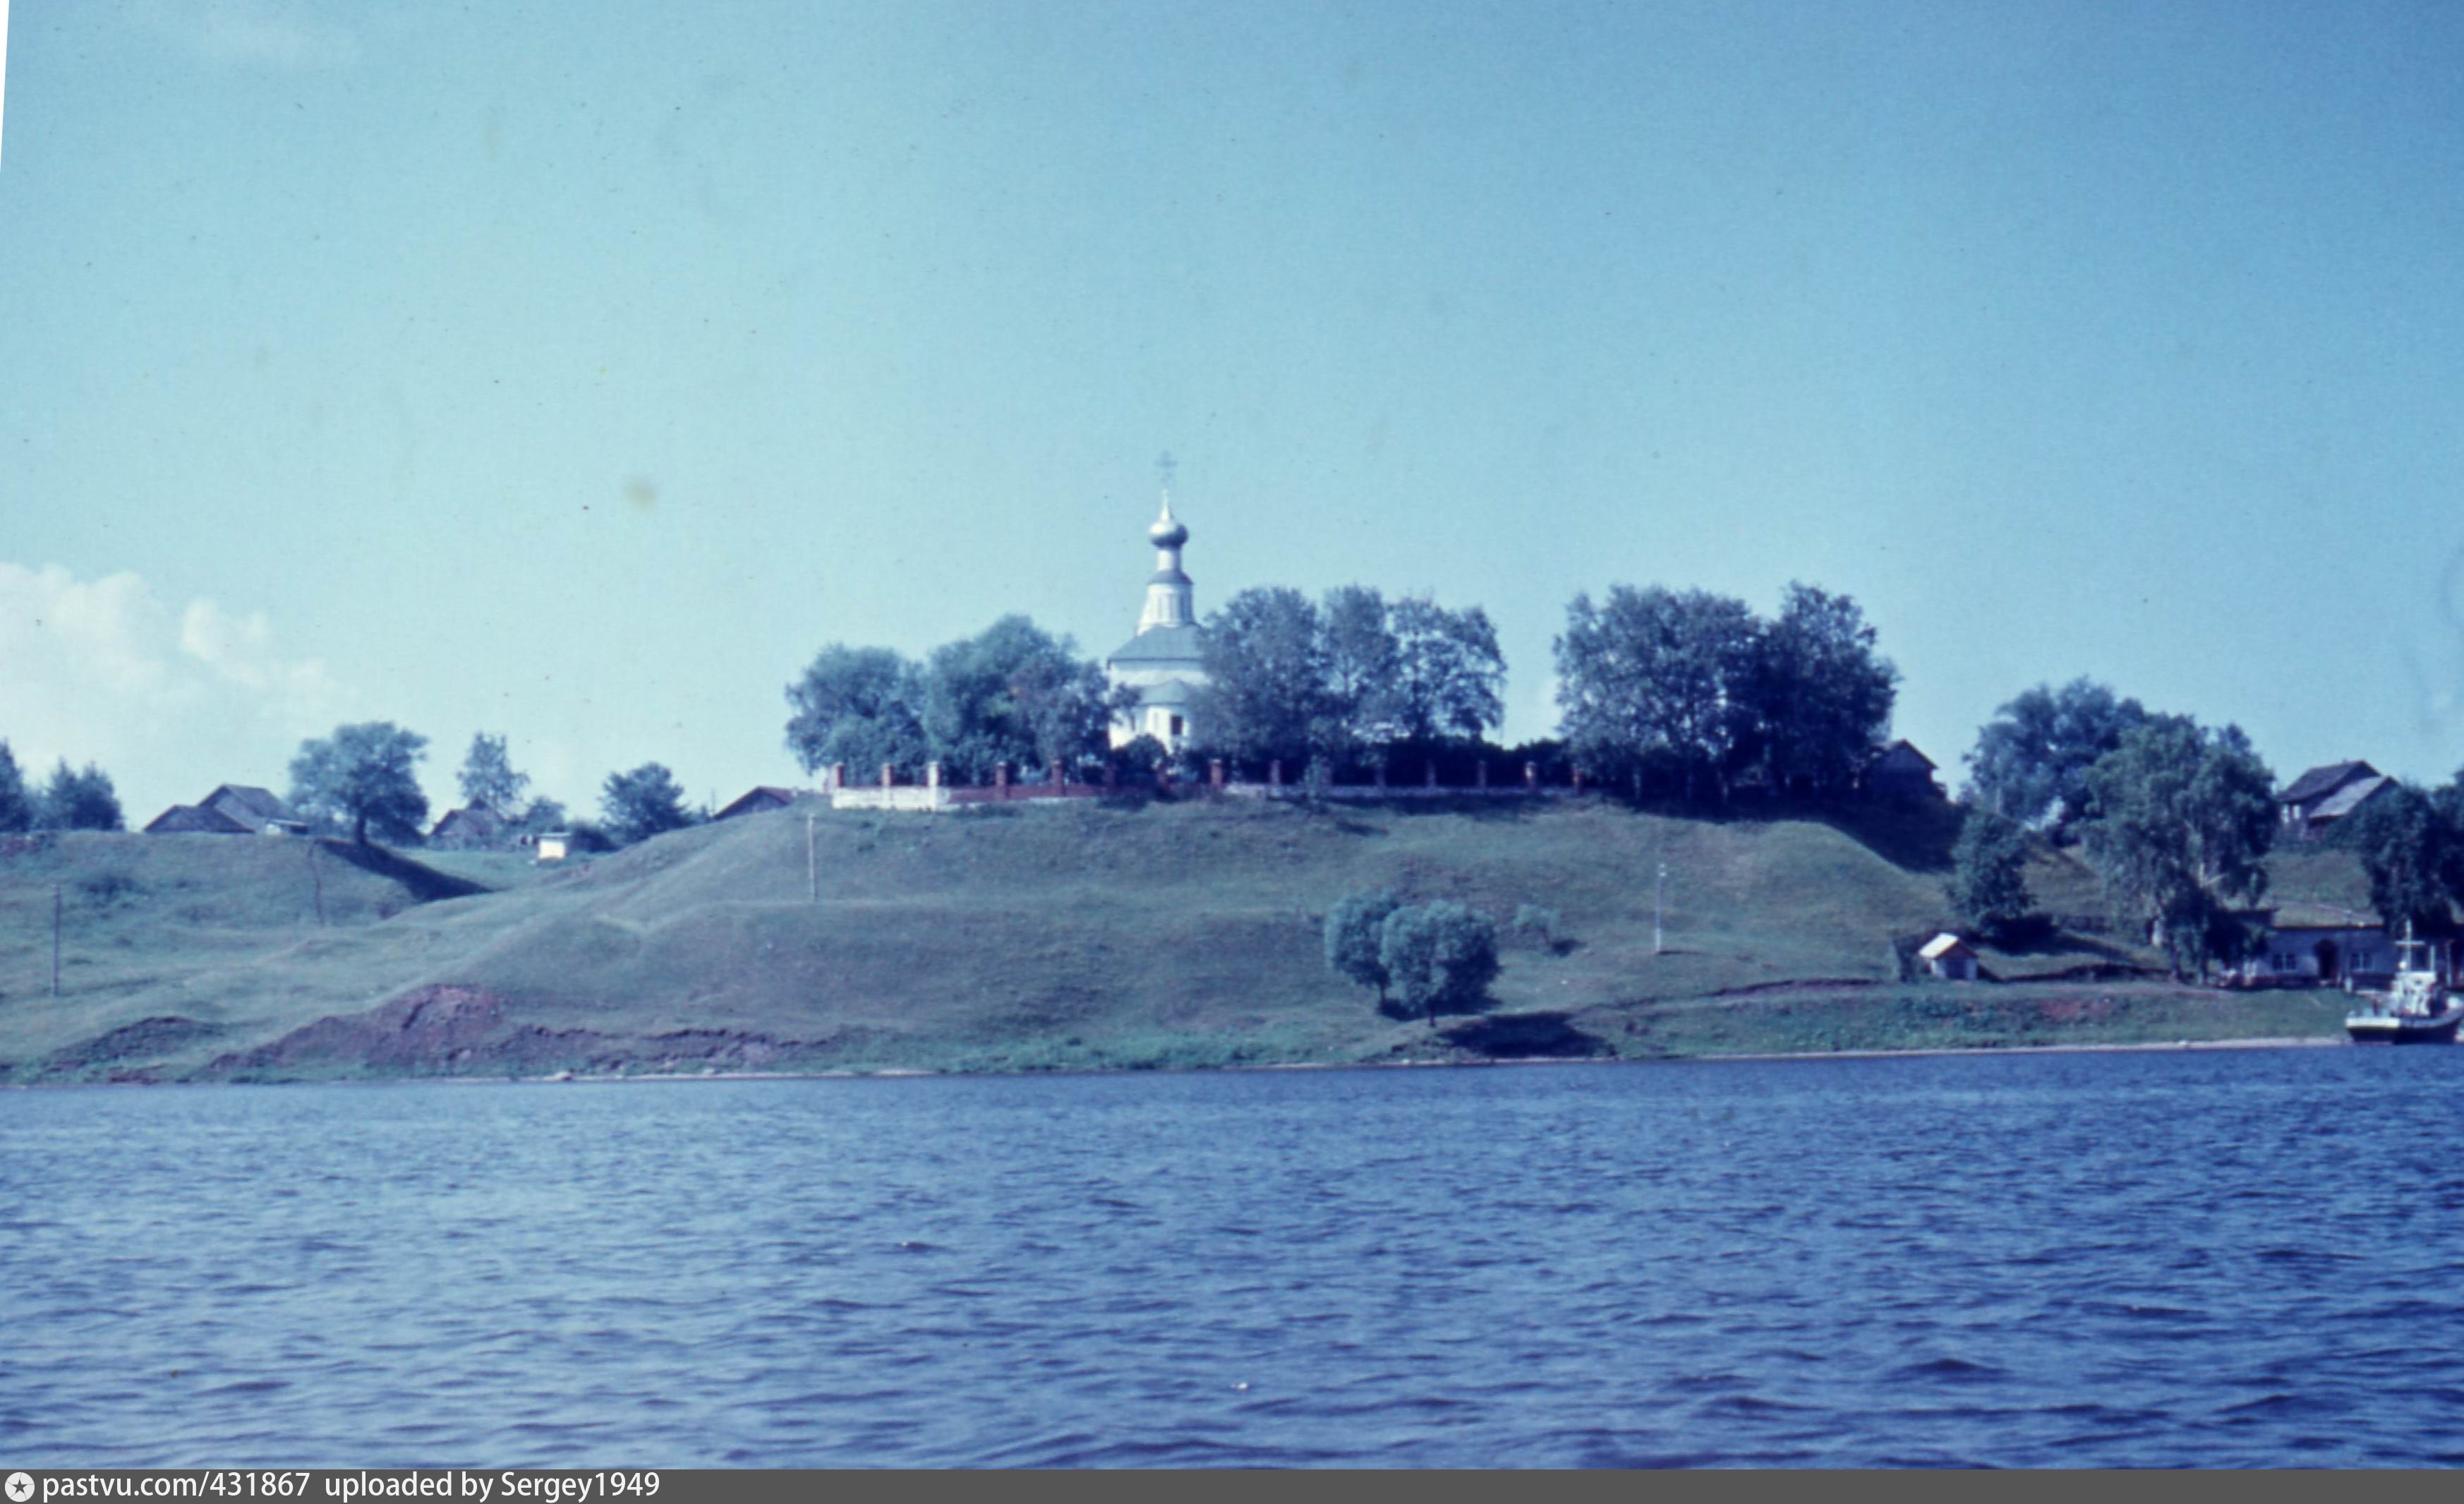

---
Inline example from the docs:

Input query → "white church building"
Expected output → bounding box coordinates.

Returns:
[1104,491,1207,750]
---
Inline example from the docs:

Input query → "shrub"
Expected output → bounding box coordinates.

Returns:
[1324,889,1404,1002]
[1511,904,1560,949]
[1379,901,1500,1022]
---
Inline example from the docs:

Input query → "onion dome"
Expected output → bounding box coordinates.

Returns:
[1149,493,1189,549]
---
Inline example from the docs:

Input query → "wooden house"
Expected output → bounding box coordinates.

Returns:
[2276,760,2394,842]
[1864,740,1943,800]
[145,784,308,836]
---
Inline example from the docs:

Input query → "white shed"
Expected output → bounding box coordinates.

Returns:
[1919,932,1980,982]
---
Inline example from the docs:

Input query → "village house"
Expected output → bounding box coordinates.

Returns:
[2276,759,2394,842]
[143,784,308,836]
[428,802,510,850]
[1104,490,1207,752]
[1862,740,1943,799]
[2242,903,2436,989]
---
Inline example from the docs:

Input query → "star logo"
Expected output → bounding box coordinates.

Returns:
[6,1472,35,1503]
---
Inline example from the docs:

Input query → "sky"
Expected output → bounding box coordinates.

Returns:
[6,0,2464,822]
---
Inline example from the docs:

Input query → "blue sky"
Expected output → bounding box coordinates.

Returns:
[6,1,2463,821]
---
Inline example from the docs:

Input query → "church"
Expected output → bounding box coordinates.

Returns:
[1104,490,1207,750]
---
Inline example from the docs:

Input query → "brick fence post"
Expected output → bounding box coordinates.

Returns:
[1425,758,1438,790]
[1573,767,1586,794]
[1478,759,1490,791]
[1209,759,1226,791]
[995,762,1010,799]
[879,763,893,790]
[1270,759,1284,791]
[1524,762,1538,793]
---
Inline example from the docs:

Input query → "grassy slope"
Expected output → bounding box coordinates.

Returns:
[0,800,2353,1083]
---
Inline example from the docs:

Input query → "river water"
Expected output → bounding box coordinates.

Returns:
[6,1046,2462,1467]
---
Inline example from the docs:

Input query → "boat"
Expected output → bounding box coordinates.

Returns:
[2345,925,2464,1044]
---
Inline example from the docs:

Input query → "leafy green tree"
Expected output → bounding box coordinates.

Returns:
[785,644,931,778]
[37,760,123,831]
[457,733,531,813]
[289,723,430,845]
[1379,901,1502,1022]
[1192,587,1330,769]
[2076,716,2275,974]
[2342,783,2463,936]
[1554,585,1759,800]
[1947,809,2033,940]
[1324,889,1405,1004]
[917,615,1106,783]
[1389,596,1507,743]
[0,741,31,834]
[1318,585,1403,764]
[1746,583,1900,796]
[601,763,694,846]
[1965,678,2149,834]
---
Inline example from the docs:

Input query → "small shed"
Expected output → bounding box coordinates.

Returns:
[1919,932,1981,981]
[535,831,572,865]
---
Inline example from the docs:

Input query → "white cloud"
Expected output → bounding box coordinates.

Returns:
[138,1,361,71]
[0,563,346,820]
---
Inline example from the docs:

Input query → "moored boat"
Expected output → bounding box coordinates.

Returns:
[2345,926,2463,1044]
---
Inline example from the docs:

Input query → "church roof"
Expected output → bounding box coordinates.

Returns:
[1107,622,1205,666]
[1135,678,1200,707]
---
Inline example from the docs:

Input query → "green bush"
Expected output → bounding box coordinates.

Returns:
[1379,901,1500,1022]
[1324,889,1404,1002]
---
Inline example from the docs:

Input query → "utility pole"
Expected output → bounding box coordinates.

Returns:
[806,812,819,904]
[1654,863,1667,956]
[52,884,63,998]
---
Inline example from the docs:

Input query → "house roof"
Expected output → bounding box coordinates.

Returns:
[1106,622,1206,667]
[2278,759,2378,806]
[1919,932,1975,960]
[2307,774,2393,823]
[431,805,505,834]
[205,785,297,823]
[2267,903,2383,932]
[1872,739,1935,769]
[714,786,802,819]
[144,803,255,834]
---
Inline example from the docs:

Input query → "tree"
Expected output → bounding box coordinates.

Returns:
[1554,585,1760,799]
[1191,587,1329,769]
[457,733,531,813]
[785,644,931,778]
[1324,889,1405,1004]
[37,760,123,831]
[601,763,694,846]
[1318,585,1403,764]
[1388,596,1507,744]
[917,616,1106,783]
[289,723,430,845]
[2076,716,2275,975]
[1947,809,2033,941]
[2343,783,2463,937]
[1379,901,1501,1022]
[0,742,30,834]
[1746,583,1899,796]
[1965,678,2149,834]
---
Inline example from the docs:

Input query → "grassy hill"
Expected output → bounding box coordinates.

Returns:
[0,798,2350,1084]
